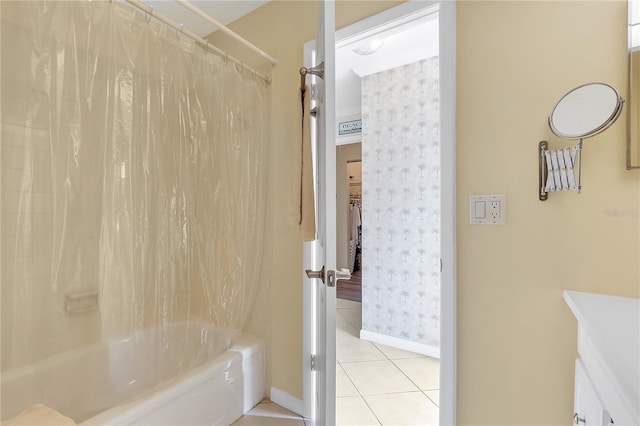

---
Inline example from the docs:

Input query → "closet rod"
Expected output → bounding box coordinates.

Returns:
[124,0,272,84]
[174,0,277,65]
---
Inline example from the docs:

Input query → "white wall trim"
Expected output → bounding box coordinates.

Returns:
[439,1,457,425]
[360,330,440,359]
[301,242,314,420]
[270,387,304,418]
[335,0,439,48]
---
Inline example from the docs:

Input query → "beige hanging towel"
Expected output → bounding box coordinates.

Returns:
[300,85,316,241]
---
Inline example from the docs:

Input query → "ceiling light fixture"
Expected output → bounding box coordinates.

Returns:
[353,39,384,56]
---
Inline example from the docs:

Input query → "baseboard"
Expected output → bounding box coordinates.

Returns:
[360,329,440,359]
[269,387,304,417]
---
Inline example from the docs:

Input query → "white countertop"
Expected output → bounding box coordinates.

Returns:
[564,290,640,425]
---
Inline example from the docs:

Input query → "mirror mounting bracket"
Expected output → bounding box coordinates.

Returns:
[539,140,583,201]
[539,141,549,201]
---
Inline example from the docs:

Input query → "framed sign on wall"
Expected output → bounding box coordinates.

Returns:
[336,114,362,145]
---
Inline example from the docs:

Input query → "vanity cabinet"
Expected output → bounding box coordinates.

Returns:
[573,359,613,425]
[564,291,639,426]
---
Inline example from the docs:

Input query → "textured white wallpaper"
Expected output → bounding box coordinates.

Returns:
[361,57,440,349]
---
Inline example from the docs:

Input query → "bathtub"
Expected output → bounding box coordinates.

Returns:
[1,322,265,425]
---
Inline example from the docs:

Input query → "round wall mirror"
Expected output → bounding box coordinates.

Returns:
[549,82,624,139]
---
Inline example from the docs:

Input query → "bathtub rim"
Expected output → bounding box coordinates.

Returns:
[79,332,265,425]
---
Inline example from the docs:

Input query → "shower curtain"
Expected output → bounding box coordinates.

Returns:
[1,0,268,411]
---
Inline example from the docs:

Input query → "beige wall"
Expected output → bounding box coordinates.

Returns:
[337,143,362,271]
[208,0,404,400]
[212,0,640,420]
[457,1,639,424]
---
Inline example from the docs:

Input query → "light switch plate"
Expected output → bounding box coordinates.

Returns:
[470,195,506,225]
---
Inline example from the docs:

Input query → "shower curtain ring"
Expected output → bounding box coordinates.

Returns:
[145,6,153,23]
[235,61,244,74]
[176,23,184,40]
[224,52,229,65]
[204,42,209,55]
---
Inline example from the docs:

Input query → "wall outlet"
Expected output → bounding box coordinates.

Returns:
[470,195,506,225]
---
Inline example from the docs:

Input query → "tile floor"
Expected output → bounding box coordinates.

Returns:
[335,298,439,425]
[233,299,440,426]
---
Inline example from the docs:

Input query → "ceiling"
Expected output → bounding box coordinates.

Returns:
[139,0,268,37]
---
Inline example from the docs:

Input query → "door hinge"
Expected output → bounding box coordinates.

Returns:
[440,258,443,272]
[310,354,317,371]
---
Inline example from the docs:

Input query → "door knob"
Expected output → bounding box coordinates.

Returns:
[306,266,325,283]
[336,268,351,280]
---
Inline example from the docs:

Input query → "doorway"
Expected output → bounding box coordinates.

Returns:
[302,1,456,423]
[337,154,363,302]
[333,4,443,423]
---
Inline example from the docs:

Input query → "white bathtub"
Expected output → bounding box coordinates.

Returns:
[1,322,265,425]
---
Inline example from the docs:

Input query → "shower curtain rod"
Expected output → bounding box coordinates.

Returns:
[174,0,277,66]
[124,0,274,84]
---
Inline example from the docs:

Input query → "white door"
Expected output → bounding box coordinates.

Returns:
[304,1,337,424]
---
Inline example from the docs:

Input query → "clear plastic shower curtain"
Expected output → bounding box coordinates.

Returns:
[1,0,268,417]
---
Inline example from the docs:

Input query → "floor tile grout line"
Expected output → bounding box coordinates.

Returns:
[340,359,423,398]
[372,342,427,361]
[388,358,440,408]
[342,389,433,397]
[334,395,382,426]
[336,307,361,335]
[339,363,383,426]
[339,361,368,399]
[336,306,362,329]
[389,357,421,384]
[336,352,380,425]
[421,389,440,408]
[336,314,361,336]
[390,358,427,392]
[340,318,361,330]
[336,363,360,399]
[337,357,390,365]
[336,338,387,364]
[360,395,383,425]
[335,309,349,323]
